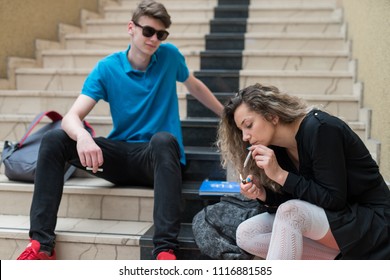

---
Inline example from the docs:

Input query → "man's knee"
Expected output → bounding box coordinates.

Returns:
[150,132,179,155]
[40,129,70,152]
[150,131,177,145]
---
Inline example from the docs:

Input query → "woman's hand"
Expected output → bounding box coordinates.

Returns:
[240,175,266,201]
[249,145,288,186]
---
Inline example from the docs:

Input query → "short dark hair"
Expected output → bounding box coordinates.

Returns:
[132,0,171,28]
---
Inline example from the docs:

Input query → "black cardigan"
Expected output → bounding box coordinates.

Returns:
[262,110,390,259]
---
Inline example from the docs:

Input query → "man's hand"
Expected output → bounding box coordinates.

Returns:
[76,131,103,173]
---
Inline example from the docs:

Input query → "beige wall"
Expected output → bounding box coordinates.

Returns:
[341,0,390,181]
[0,0,99,79]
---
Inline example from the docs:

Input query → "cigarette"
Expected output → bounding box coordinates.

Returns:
[243,150,252,168]
[86,167,103,172]
[240,174,246,184]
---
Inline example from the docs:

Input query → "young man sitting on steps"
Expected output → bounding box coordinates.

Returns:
[17,0,223,260]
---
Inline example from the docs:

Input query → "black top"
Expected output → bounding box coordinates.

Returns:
[263,110,390,259]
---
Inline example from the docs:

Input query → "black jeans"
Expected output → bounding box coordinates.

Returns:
[29,129,183,259]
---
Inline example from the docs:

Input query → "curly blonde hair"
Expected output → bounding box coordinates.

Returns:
[216,83,314,193]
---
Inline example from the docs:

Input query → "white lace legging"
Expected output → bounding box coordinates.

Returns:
[236,199,340,260]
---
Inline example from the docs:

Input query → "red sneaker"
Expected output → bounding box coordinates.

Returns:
[17,240,56,260]
[156,249,177,260]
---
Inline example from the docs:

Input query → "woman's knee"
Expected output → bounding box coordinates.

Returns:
[275,200,329,239]
[236,213,273,242]
[236,220,250,248]
[274,200,308,229]
[275,199,305,217]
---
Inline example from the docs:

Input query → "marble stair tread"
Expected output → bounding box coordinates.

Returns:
[103,7,215,21]
[39,49,201,70]
[63,31,345,40]
[85,19,211,34]
[118,0,217,5]
[242,49,349,56]
[40,48,202,57]
[249,1,337,8]
[0,90,188,118]
[14,69,355,94]
[0,214,152,238]
[14,67,354,77]
[0,113,223,144]
[239,69,353,77]
[0,173,215,222]
[39,49,349,71]
[84,9,342,34]
[0,214,153,260]
[0,174,152,196]
[0,91,361,123]
[112,1,336,10]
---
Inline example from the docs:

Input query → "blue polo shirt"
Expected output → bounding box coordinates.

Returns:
[81,43,190,165]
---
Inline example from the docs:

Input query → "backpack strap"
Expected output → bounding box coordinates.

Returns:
[18,111,63,148]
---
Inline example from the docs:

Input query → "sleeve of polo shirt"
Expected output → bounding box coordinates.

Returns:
[81,60,107,102]
[166,43,189,83]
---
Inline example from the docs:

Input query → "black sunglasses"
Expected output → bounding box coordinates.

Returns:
[133,21,169,41]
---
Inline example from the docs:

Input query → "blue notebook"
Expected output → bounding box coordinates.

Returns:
[199,180,240,196]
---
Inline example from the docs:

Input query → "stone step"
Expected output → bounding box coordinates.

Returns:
[103,6,215,21]
[0,175,154,221]
[0,114,366,147]
[249,1,337,8]
[0,215,203,260]
[0,213,152,260]
[40,49,201,70]
[193,69,355,95]
[186,93,361,122]
[248,5,341,20]
[207,33,349,51]
[140,224,204,260]
[119,0,334,6]
[0,90,110,117]
[85,18,211,34]
[0,171,218,222]
[0,111,224,149]
[61,32,347,51]
[200,50,350,71]
[63,33,205,51]
[39,49,350,72]
[0,90,188,120]
[14,67,354,93]
[104,3,340,21]
[212,17,343,34]
[0,90,361,138]
[118,0,216,8]
[239,70,355,95]
[182,117,219,147]
[85,17,343,35]
[13,68,198,92]
[242,50,351,71]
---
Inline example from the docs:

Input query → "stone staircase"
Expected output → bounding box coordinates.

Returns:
[0,0,377,259]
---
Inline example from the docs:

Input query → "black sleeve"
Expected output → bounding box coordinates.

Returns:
[257,187,293,213]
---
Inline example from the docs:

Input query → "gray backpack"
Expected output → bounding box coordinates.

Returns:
[192,194,265,260]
